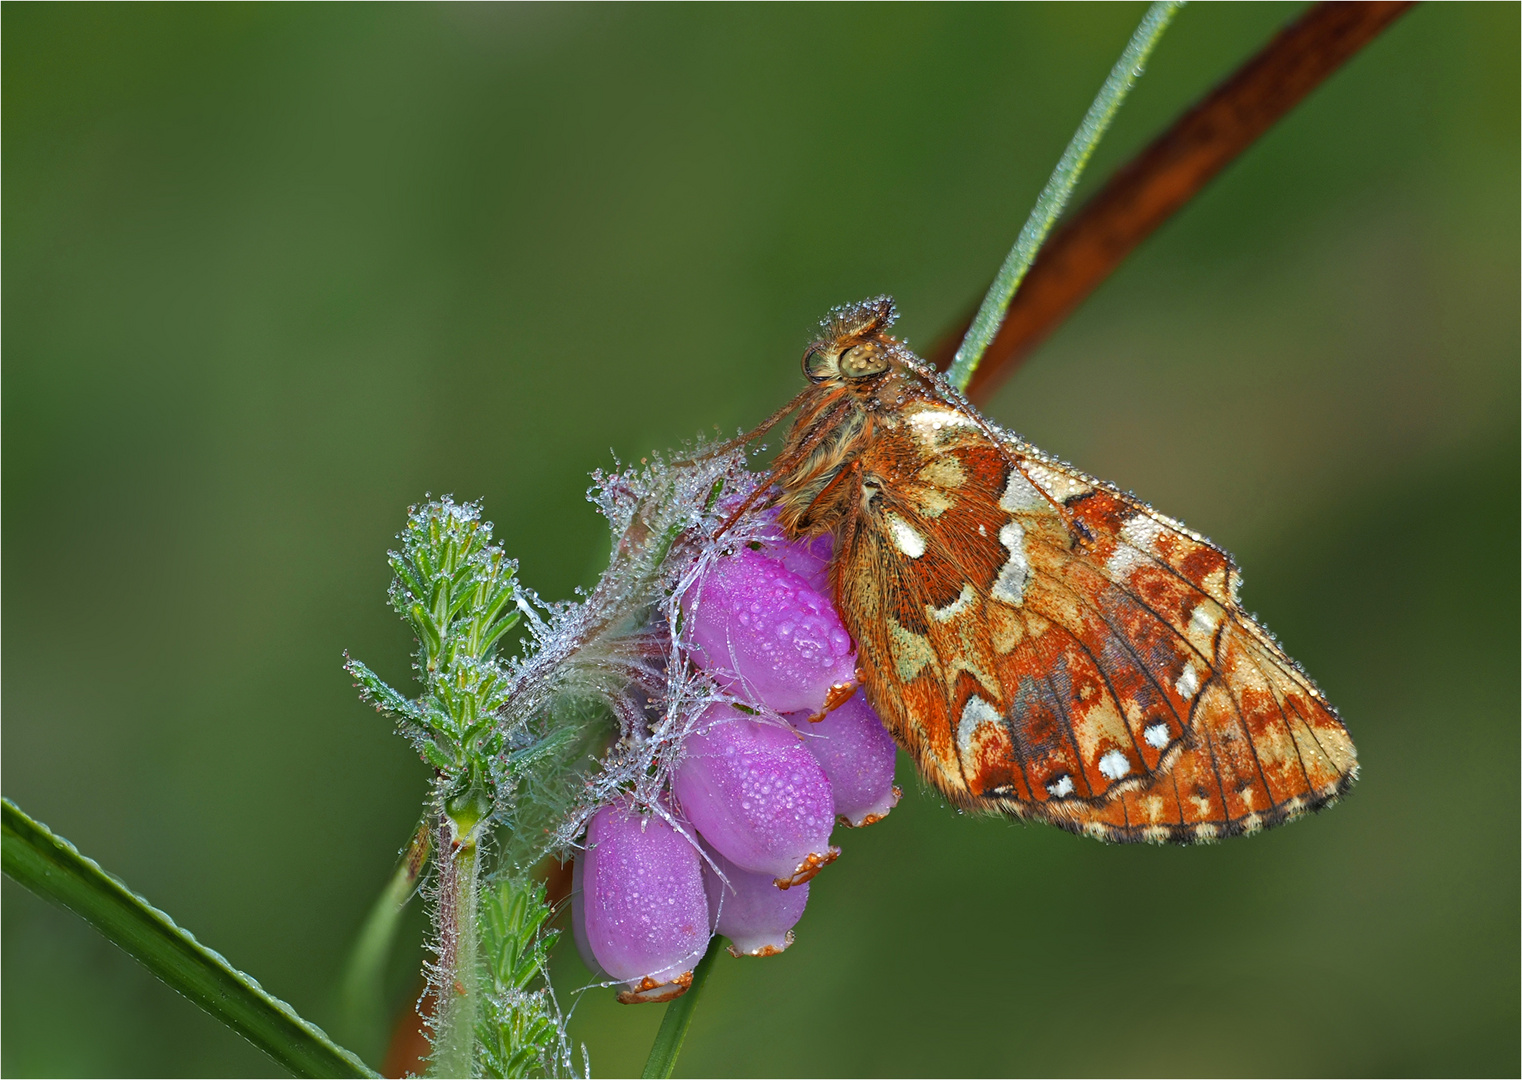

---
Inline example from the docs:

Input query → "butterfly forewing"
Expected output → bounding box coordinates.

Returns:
[777,298,1357,843]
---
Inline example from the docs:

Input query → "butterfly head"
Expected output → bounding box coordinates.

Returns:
[801,295,911,390]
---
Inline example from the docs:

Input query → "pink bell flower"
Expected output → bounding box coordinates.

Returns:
[673,705,839,887]
[683,547,855,715]
[702,844,810,957]
[578,799,712,1003]
[750,510,834,594]
[790,689,901,827]
[570,854,607,980]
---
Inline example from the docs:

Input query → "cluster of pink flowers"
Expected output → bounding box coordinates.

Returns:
[572,517,900,1002]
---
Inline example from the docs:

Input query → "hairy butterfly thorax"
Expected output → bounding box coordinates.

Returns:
[760,296,1358,845]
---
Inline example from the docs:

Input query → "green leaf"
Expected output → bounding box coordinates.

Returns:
[332,819,431,1064]
[1,797,376,1079]
[478,609,522,655]
[641,936,723,1079]
[421,739,456,771]
[387,555,425,607]
[412,602,442,658]
[344,656,415,720]
[476,877,568,1079]
[432,576,454,634]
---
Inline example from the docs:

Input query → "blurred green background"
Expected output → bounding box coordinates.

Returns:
[4,3,1517,1076]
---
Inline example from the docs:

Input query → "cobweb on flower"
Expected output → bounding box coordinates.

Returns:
[488,435,781,870]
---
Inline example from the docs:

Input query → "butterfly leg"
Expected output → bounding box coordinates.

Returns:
[805,678,861,723]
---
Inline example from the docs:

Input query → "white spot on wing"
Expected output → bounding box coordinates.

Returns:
[1175,663,1201,700]
[1024,462,1092,504]
[1105,544,1148,581]
[1098,749,1131,781]
[990,520,1030,605]
[889,621,936,681]
[1046,774,1075,798]
[916,456,968,489]
[888,515,925,558]
[913,488,953,518]
[1105,514,1168,582]
[906,408,980,446]
[907,407,980,430]
[929,583,976,623]
[1189,603,1222,638]
[999,469,1048,513]
[1144,722,1170,749]
[957,695,1003,748]
[1119,513,1165,551]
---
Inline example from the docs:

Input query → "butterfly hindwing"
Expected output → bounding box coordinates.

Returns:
[834,401,1357,843]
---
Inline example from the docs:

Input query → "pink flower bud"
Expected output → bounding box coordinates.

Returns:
[702,844,809,957]
[570,854,607,979]
[673,706,839,887]
[710,502,834,594]
[580,800,711,1004]
[790,690,901,827]
[751,510,834,593]
[683,547,855,715]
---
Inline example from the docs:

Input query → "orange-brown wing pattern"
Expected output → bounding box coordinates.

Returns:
[834,400,1357,843]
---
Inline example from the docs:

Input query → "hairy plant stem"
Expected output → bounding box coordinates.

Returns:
[945,0,1183,392]
[428,817,483,1079]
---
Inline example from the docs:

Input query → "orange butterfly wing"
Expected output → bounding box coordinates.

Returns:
[834,401,1357,843]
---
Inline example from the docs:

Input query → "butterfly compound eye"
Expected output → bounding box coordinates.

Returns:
[803,346,838,382]
[839,342,889,378]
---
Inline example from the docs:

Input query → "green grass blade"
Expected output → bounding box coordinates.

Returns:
[641,936,723,1079]
[332,819,431,1065]
[1,797,376,1079]
[946,0,1184,392]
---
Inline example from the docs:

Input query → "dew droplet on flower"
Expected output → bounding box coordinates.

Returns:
[577,799,710,997]
[673,706,836,880]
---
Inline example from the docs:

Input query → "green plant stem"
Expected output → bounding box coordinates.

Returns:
[1,797,374,1079]
[334,819,431,1064]
[640,937,723,1080]
[945,0,1183,392]
[427,824,483,1078]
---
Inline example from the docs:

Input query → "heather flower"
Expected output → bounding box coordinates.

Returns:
[750,510,834,594]
[682,545,855,715]
[702,844,809,957]
[672,705,839,887]
[568,855,606,981]
[576,799,710,1003]
[789,689,901,827]
[559,457,905,1001]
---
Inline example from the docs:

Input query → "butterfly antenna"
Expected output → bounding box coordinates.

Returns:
[669,384,815,468]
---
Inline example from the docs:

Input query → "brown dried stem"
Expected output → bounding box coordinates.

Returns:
[932,1,1417,407]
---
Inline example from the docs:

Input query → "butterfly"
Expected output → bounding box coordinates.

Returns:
[752,296,1357,843]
